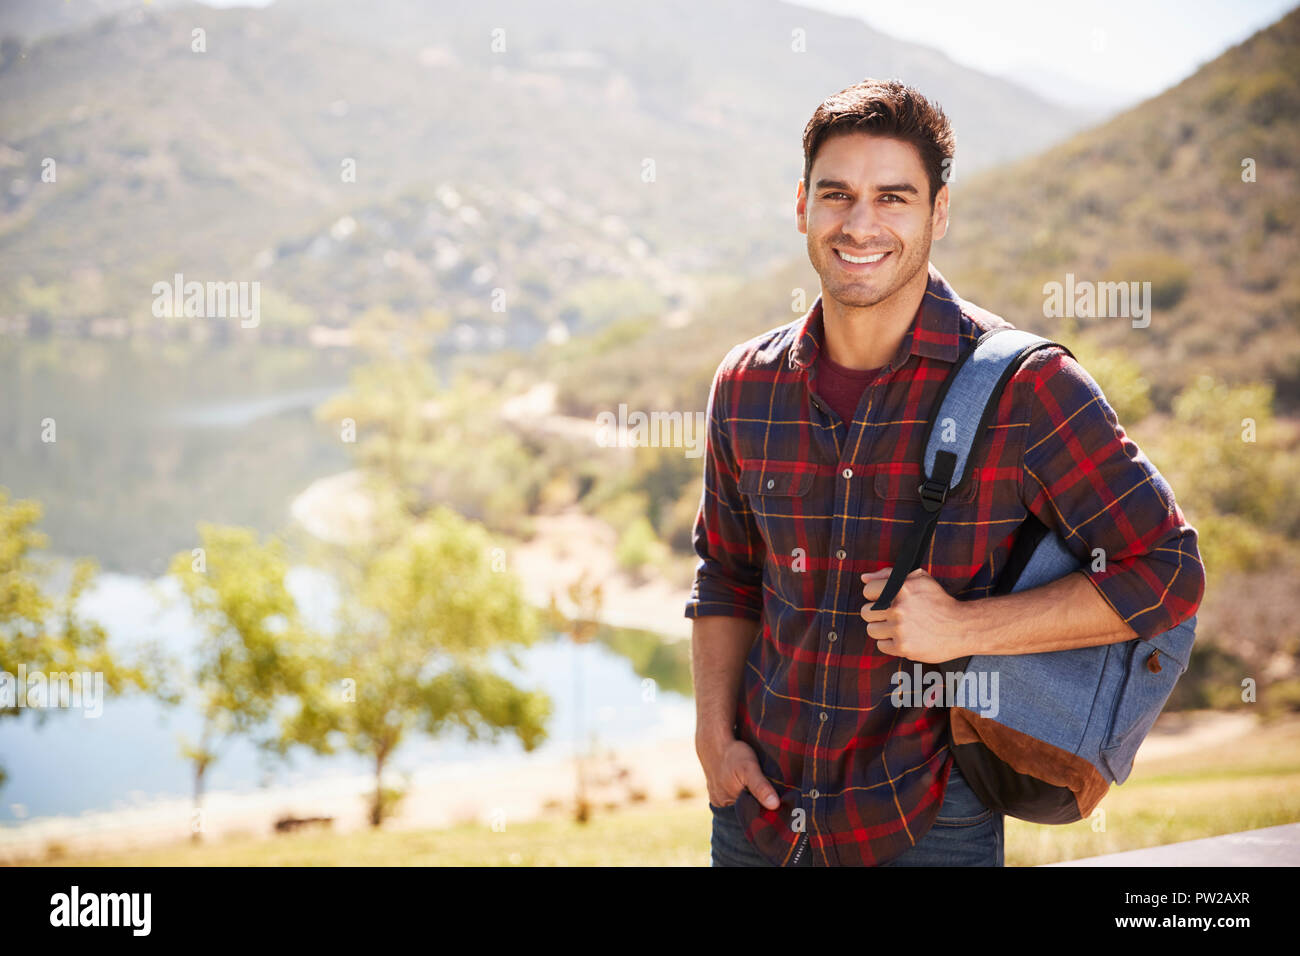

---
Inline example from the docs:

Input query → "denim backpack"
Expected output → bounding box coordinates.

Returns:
[870,327,1197,824]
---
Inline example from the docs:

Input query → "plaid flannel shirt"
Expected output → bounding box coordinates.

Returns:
[685,264,1205,866]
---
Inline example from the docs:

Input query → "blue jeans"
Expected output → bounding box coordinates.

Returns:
[709,761,1004,867]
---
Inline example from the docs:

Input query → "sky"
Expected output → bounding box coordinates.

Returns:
[791,0,1298,108]
[197,0,1298,109]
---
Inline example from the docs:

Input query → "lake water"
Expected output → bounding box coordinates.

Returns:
[0,338,693,825]
[0,339,364,578]
[0,568,693,824]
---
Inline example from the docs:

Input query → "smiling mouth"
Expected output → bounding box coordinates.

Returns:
[835,248,891,266]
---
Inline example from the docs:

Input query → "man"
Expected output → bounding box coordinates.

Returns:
[685,79,1205,867]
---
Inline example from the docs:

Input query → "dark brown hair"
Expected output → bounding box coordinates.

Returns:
[802,78,955,204]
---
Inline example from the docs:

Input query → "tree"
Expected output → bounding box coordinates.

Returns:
[0,488,153,789]
[282,506,551,827]
[1143,375,1300,575]
[316,357,547,535]
[164,524,317,841]
[546,572,604,824]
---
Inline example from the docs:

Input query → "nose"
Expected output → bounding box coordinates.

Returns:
[840,199,883,246]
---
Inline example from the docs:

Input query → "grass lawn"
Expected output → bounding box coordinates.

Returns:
[43,714,1300,867]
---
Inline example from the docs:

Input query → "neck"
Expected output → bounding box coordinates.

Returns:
[821,264,930,370]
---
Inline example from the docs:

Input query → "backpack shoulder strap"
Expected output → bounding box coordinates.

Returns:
[870,327,1072,610]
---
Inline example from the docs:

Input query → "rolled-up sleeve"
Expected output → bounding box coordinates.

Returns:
[1019,349,1206,639]
[684,351,765,621]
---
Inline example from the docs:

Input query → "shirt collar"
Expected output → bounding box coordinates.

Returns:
[789,263,964,371]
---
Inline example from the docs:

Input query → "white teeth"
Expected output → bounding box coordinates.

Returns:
[839,251,886,264]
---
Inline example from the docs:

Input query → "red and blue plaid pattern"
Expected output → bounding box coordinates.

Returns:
[686,264,1205,866]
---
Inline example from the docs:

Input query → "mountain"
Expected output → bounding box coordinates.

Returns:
[934,6,1300,409]
[999,65,1135,116]
[548,6,1300,417]
[0,0,1092,335]
[0,0,172,43]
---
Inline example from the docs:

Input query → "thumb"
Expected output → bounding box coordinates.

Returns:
[861,566,893,581]
[741,758,781,810]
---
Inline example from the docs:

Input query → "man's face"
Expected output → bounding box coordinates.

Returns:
[797,132,949,309]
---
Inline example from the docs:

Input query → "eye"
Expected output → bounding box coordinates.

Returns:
[880,194,903,203]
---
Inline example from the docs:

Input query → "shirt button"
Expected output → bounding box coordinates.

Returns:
[809,789,820,799]
[835,549,846,560]
[828,631,837,642]
[819,712,828,722]
[766,478,774,489]
[842,467,853,479]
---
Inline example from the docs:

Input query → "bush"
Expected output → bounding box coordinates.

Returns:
[1110,252,1193,311]
[616,515,662,579]
[1167,644,1252,711]
[1262,679,1300,717]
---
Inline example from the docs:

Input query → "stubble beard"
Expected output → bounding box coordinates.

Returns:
[813,220,932,310]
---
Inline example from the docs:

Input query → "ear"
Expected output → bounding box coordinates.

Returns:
[931,182,950,241]
[795,178,808,235]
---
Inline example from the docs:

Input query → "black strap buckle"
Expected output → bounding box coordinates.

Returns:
[917,479,948,512]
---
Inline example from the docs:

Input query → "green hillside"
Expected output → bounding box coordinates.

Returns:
[935,7,1300,408]
[541,8,1300,418]
[0,0,1089,333]
[509,9,1300,704]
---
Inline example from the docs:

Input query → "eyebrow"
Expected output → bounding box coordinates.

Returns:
[815,179,919,195]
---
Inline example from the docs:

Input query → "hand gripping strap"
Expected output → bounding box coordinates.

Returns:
[870,328,1071,611]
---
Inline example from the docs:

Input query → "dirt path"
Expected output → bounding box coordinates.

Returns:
[507,509,691,640]
[0,734,705,865]
[1133,709,1259,764]
[290,470,692,640]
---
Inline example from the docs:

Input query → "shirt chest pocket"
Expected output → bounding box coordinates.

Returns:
[870,471,980,577]
[873,468,1028,592]
[737,462,819,569]
[872,471,980,506]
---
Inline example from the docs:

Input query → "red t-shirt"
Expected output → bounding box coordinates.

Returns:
[813,349,883,427]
